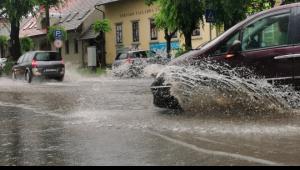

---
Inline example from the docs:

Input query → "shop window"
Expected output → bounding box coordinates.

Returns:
[132,21,140,42]
[192,26,201,36]
[116,23,123,44]
[150,19,158,40]
[172,31,178,39]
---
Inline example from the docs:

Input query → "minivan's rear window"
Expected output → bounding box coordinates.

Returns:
[35,52,62,61]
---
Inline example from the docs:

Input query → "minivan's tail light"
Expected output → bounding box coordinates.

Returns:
[32,60,38,68]
[61,59,64,65]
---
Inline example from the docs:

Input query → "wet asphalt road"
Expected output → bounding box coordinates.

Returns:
[0,76,300,166]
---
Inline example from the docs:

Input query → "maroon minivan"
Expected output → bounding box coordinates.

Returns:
[151,3,300,109]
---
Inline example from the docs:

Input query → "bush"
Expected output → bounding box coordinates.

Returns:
[175,47,187,58]
[1,58,14,76]
[21,37,35,53]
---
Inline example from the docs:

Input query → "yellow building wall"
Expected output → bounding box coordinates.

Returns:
[105,0,217,65]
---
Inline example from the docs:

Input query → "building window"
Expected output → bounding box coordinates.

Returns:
[65,40,69,55]
[150,19,158,41]
[116,23,123,44]
[132,21,140,42]
[192,26,201,36]
[74,39,79,54]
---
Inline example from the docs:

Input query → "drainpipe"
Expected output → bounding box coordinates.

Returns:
[95,4,106,19]
[94,4,106,67]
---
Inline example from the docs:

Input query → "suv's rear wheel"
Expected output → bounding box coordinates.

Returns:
[25,71,32,83]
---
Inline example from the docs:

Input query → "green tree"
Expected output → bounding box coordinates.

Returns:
[147,0,178,57]
[20,37,34,53]
[0,36,8,58]
[0,0,36,61]
[93,19,112,67]
[205,0,300,31]
[36,0,61,29]
[36,0,61,50]
[281,0,300,4]
[146,0,204,51]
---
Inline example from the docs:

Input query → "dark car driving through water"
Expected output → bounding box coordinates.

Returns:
[113,50,170,69]
[12,51,65,83]
[151,3,300,109]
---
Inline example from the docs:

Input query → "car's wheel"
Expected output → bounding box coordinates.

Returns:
[56,76,64,82]
[25,71,32,83]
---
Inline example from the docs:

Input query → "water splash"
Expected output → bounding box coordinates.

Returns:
[161,61,300,114]
[112,62,166,79]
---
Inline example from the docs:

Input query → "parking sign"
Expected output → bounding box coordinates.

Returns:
[55,30,63,40]
[205,9,216,23]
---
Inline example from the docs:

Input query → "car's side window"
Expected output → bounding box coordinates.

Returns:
[119,53,128,60]
[23,54,29,63]
[242,12,290,51]
[213,32,240,56]
[17,55,24,64]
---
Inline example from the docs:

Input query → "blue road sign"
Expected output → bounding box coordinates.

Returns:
[55,30,63,40]
[205,9,216,23]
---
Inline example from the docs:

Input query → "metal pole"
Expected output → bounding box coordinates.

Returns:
[209,23,212,41]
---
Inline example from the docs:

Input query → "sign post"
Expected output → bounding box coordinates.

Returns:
[53,30,63,56]
[205,9,216,40]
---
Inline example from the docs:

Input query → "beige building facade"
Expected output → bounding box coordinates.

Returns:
[103,0,218,65]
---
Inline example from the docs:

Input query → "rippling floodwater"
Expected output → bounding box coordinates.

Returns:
[0,63,300,165]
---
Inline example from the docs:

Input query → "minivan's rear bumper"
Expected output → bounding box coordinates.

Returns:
[32,67,65,78]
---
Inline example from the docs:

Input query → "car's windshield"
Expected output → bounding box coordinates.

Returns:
[195,20,245,50]
[132,51,148,58]
[35,52,62,61]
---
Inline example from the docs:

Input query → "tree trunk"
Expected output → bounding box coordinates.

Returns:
[10,19,21,61]
[0,45,3,58]
[100,31,106,67]
[45,4,52,50]
[183,32,192,51]
[164,29,172,58]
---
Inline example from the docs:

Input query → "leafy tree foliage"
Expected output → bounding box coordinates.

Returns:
[146,0,204,50]
[0,0,36,60]
[20,37,34,53]
[93,19,112,33]
[0,35,8,58]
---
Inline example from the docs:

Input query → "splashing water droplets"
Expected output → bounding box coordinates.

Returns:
[161,61,300,114]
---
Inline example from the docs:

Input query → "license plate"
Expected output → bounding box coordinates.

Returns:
[45,69,57,72]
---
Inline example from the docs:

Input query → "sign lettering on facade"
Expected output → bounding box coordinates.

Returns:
[120,7,160,18]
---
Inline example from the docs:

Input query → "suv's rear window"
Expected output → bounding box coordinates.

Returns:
[35,52,62,61]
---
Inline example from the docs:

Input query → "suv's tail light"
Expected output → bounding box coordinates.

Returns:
[32,60,38,68]
[127,57,133,64]
[61,59,64,65]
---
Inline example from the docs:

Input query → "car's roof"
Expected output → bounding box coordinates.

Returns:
[30,51,58,53]
[128,50,148,53]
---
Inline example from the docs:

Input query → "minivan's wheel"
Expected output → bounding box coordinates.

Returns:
[25,71,32,83]
[56,76,64,82]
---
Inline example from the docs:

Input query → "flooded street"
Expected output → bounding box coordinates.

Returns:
[0,74,300,166]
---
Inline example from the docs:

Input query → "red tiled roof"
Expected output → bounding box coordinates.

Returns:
[20,0,106,38]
